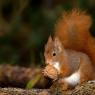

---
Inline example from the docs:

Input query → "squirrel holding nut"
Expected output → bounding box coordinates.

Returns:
[43,9,95,90]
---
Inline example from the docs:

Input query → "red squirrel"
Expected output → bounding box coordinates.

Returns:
[43,9,95,90]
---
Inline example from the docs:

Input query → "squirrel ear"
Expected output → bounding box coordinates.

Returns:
[47,35,52,44]
[54,37,63,51]
[45,35,52,49]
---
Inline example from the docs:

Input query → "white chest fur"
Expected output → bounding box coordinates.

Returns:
[64,71,80,86]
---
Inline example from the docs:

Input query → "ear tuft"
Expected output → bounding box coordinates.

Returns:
[48,35,52,44]
[45,35,53,50]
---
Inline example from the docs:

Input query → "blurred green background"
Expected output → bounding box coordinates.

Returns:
[0,0,95,66]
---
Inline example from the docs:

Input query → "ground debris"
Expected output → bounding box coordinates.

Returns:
[0,80,95,95]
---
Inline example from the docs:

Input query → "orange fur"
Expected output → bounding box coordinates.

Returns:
[44,9,95,90]
[54,9,95,67]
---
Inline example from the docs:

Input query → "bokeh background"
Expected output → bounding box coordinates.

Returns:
[0,0,95,66]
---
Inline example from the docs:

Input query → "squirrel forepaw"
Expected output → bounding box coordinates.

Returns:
[58,79,69,91]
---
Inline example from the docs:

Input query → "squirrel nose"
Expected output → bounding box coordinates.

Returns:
[45,60,48,64]
[46,62,49,65]
[45,60,50,64]
[45,60,53,65]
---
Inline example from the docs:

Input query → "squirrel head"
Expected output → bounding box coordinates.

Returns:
[44,36,65,68]
[44,36,70,80]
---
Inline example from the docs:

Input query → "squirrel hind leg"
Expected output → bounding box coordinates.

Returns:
[57,71,80,90]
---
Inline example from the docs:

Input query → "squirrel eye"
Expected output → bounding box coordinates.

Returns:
[53,52,56,56]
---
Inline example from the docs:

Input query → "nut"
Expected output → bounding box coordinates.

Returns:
[43,65,58,80]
